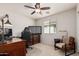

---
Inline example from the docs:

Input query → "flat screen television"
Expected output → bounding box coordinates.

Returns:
[0,28,12,35]
[0,28,12,41]
[28,26,42,34]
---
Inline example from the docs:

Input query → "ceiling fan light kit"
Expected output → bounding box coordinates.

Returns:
[35,9,41,13]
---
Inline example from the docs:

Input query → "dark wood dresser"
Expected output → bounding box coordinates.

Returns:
[31,33,40,45]
[0,38,26,56]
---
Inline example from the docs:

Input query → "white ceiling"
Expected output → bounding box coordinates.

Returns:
[0,3,76,19]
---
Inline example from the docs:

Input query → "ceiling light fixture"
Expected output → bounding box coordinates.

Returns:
[35,9,41,13]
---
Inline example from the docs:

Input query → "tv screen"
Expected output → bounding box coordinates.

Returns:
[28,26,42,34]
[0,28,12,35]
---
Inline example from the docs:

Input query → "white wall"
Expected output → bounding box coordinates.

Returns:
[11,13,35,37]
[0,8,35,37]
[76,4,79,52]
[36,8,76,45]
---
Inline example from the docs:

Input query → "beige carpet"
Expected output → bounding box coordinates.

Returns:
[26,43,79,56]
[26,43,64,56]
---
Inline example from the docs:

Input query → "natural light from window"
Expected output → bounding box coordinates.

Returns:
[44,20,56,34]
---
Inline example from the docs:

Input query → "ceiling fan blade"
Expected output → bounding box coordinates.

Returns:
[40,7,50,10]
[31,11,35,15]
[24,5,35,9]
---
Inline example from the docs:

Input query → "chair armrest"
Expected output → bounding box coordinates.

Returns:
[54,39,62,43]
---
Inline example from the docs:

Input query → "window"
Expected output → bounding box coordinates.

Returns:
[44,21,56,34]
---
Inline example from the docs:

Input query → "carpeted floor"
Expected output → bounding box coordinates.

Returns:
[26,43,79,56]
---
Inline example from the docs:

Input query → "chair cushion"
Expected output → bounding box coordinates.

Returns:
[56,43,65,48]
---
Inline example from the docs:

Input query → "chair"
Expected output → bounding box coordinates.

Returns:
[62,37,75,55]
[21,27,32,49]
[54,36,75,56]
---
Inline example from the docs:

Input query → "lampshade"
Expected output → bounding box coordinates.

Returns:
[5,19,12,25]
[5,14,9,18]
[4,20,12,28]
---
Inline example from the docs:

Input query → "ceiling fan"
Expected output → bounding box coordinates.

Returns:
[24,3,50,15]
